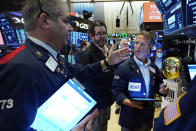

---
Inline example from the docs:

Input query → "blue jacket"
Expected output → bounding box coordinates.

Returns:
[0,38,103,131]
[154,76,196,131]
[112,56,164,129]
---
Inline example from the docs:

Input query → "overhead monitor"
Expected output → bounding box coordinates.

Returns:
[142,2,163,23]
[154,0,181,14]
[186,0,196,26]
[162,2,184,35]
[31,78,96,131]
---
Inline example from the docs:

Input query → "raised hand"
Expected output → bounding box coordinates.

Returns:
[106,44,131,65]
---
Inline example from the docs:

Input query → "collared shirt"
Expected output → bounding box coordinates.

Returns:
[155,57,162,70]
[134,56,151,97]
[28,36,58,60]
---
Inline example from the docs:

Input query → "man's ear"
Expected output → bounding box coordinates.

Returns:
[38,13,50,29]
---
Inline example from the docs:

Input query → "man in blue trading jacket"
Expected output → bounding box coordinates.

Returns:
[0,0,130,131]
[112,31,169,131]
[154,76,196,131]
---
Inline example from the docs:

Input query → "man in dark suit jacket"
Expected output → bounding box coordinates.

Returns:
[112,31,169,131]
[0,1,130,131]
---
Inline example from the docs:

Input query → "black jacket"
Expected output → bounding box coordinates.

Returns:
[79,43,114,109]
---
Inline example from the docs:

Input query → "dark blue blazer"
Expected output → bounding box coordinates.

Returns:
[0,38,103,131]
[154,76,196,131]
[112,56,164,129]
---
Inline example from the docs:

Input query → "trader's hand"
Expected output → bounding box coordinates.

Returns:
[122,98,143,109]
[72,109,98,131]
[159,83,169,95]
[106,44,131,65]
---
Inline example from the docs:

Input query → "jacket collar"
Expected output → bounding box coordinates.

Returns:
[25,38,51,61]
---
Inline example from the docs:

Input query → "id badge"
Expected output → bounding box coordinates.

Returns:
[45,56,58,72]
[128,82,141,92]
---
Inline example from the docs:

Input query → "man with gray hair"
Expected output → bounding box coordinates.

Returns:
[0,0,130,130]
[120,39,129,49]
[112,31,169,131]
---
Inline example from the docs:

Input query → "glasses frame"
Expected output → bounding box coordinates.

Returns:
[134,41,149,47]
[94,32,107,37]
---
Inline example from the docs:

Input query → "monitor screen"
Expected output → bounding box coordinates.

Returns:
[15,29,27,44]
[71,32,89,47]
[0,31,4,45]
[31,78,96,131]
[162,2,184,35]
[186,0,196,26]
[0,17,13,31]
[154,0,181,14]
[1,29,18,46]
[188,64,196,80]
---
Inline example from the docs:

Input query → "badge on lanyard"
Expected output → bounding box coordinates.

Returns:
[45,56,58,72]
[128,82,141,92]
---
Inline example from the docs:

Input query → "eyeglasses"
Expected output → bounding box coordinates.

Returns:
[134,41,149,47]
[37,0,50,18]
[94,33,107,37]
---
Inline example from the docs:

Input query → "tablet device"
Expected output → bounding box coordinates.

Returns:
[131,97,161,102]
[31,78,97,131]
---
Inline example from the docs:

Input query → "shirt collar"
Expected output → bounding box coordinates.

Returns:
[134,55,151,66]
[28,36,58,60]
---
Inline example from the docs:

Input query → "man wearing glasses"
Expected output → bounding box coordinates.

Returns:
[0,0,130,130]
[79,20,115,131]
[112,31,169,131]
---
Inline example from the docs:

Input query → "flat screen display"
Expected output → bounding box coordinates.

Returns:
[0,17,13,31]
[15,29,27,44]
[186,0,196,26]
[31,78,96,131]
[188,64,196,80]
[154,0,181,14]
[71,32,89,47]
[1,29,18,46]
[162,2,184,35]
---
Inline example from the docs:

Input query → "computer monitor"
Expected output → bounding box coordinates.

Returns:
[15,29,27,44]
[188,64,196,80]
[154,0,181,14]
[1,29,18,46]
[186,0,196,26]
[31,78,96,131]
[162,2,184,35]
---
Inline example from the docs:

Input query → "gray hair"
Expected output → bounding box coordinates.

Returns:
[22,0,67,31]
[136,31,154,45]
[120,39,128,45]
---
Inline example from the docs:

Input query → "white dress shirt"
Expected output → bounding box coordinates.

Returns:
[134,56,151,97]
